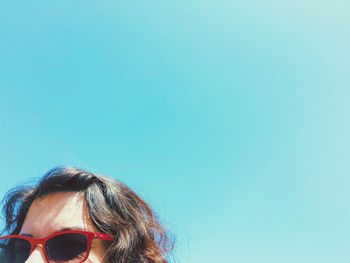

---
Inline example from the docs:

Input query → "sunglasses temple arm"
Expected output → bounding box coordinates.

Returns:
[94,233,114,241]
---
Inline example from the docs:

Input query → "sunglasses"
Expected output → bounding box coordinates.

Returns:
[0,230,114,263]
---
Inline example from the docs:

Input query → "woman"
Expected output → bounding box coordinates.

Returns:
[0,167,173,262]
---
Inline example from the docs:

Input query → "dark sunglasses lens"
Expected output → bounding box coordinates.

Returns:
[0,237,31,263]
[46,233,88,262]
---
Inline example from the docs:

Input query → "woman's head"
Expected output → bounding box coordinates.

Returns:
[1,167,172,262]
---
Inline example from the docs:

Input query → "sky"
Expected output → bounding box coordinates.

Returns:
[0,0,350,262]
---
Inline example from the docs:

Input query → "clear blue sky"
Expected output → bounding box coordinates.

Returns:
[1,1,350,262]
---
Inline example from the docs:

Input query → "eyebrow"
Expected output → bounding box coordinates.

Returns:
[20,226,87,237]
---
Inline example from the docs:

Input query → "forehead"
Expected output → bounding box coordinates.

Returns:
[20,192,94,237]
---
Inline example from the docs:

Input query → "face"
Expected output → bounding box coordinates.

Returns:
[20,192,107,262]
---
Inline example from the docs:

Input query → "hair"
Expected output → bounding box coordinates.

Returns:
[0,167,173,263]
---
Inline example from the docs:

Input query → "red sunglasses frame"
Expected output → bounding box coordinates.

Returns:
[0,230,114,262]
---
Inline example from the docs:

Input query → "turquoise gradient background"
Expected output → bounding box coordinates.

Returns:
[1,1,349,262]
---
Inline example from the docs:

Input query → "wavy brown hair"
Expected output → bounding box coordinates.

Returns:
[1,167,173,263]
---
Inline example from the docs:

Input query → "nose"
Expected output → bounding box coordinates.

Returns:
[25,245,46,263]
